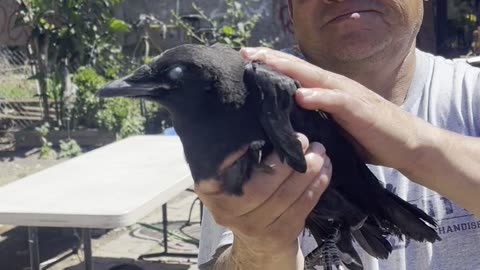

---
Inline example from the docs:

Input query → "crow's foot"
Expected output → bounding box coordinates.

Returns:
[304,236,346,270]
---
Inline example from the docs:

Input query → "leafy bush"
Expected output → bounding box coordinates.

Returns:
[35,122,54,158]
[71,67,106,128]
[15,0,129,123]
[58,139,82,158]
[172,0,277,48]
[72,66,144,138]
[96,97,145,138]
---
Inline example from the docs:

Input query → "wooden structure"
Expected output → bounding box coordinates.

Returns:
[0,99,56,131]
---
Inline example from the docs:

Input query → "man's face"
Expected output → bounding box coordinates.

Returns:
[290,0,423,65]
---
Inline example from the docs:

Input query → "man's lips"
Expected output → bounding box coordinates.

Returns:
[326,10,379,24]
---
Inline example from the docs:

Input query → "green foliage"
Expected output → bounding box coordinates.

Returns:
[72,66,144,138]
[58,139,82,158]
[96,97,145,138]
[15,0,128,67]
[108,18,131,33]
[171,0,274,48]
[71,67,106,128]
[35,122,54,158]
[119,112,145,138]
[15,0,129,125]
[36,121,49,138]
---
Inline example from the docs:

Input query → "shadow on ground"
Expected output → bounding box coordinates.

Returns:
[0,148,36,161]
[0,226,107,270]
[64,257,195,270]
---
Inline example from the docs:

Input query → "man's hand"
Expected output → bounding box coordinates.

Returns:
[195,134,332,269]
[240,47,480,215]
[240,47,421,170]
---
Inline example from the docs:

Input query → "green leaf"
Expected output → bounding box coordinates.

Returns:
[222,26,234,36]
[234,2,242,10]
[108,19,130,33]
[223,37,232,44]
[237,22,245,34]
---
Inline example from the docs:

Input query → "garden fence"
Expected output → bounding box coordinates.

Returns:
[0,46,45,136]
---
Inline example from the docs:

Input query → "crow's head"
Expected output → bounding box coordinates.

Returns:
[98,44,264,187]
[98,44,248,114]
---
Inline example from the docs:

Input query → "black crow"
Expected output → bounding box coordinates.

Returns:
[98,44,441,270]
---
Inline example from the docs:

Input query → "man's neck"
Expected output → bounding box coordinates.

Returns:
[356,44,416,105]
[309,43,417,106]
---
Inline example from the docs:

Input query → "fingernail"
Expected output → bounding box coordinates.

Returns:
[298,88,315,98]
[310,142,326,155]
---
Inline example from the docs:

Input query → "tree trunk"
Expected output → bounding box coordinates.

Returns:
[36,35,50,123]
[59,59,69,127]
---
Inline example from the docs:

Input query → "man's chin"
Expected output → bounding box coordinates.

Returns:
[330,40,390,63]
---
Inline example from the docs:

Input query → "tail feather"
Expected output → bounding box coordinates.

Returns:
[352,220,392,259]
[336,230,364,270]
[359,164,441,243]
[382,191,441,242]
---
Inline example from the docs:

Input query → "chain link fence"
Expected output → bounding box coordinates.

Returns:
[0,46,39,102]
[0,46,43,150]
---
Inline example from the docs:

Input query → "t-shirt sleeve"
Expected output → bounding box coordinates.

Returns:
[198,207,234,266]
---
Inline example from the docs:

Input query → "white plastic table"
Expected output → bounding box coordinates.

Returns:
[0,135,193,270]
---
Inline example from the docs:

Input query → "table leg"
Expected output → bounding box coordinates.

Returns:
[138,203,197,260]
[28,227,40,270]
[82,228,93,270]
[162,203,168,253]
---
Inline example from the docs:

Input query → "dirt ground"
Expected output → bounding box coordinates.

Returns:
[0,148,66,187]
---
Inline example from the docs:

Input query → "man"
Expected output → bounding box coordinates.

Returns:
[196,0,480,269]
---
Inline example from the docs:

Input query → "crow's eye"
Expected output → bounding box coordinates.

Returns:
[167,65,184,81]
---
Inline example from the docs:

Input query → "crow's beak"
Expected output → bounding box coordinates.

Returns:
[98,65,171,98]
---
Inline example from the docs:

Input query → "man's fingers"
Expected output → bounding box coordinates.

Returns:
[198,133,311,220]
[240,47,344,90]
[267,154,331,236]
[241,47,302,64]
[295,88,351,116]
[243,142,328,227]
[241,133,309,198]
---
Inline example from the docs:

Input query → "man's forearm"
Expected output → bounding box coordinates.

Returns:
[213,238,304,270]
[403,119,480,215]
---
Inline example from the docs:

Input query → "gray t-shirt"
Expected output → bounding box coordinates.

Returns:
[197,49,480,269]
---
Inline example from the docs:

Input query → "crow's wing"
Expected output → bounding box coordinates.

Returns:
[244,62,307,172]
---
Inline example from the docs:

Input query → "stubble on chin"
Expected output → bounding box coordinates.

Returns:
[330,34,393,64]
[299,34,393,73]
